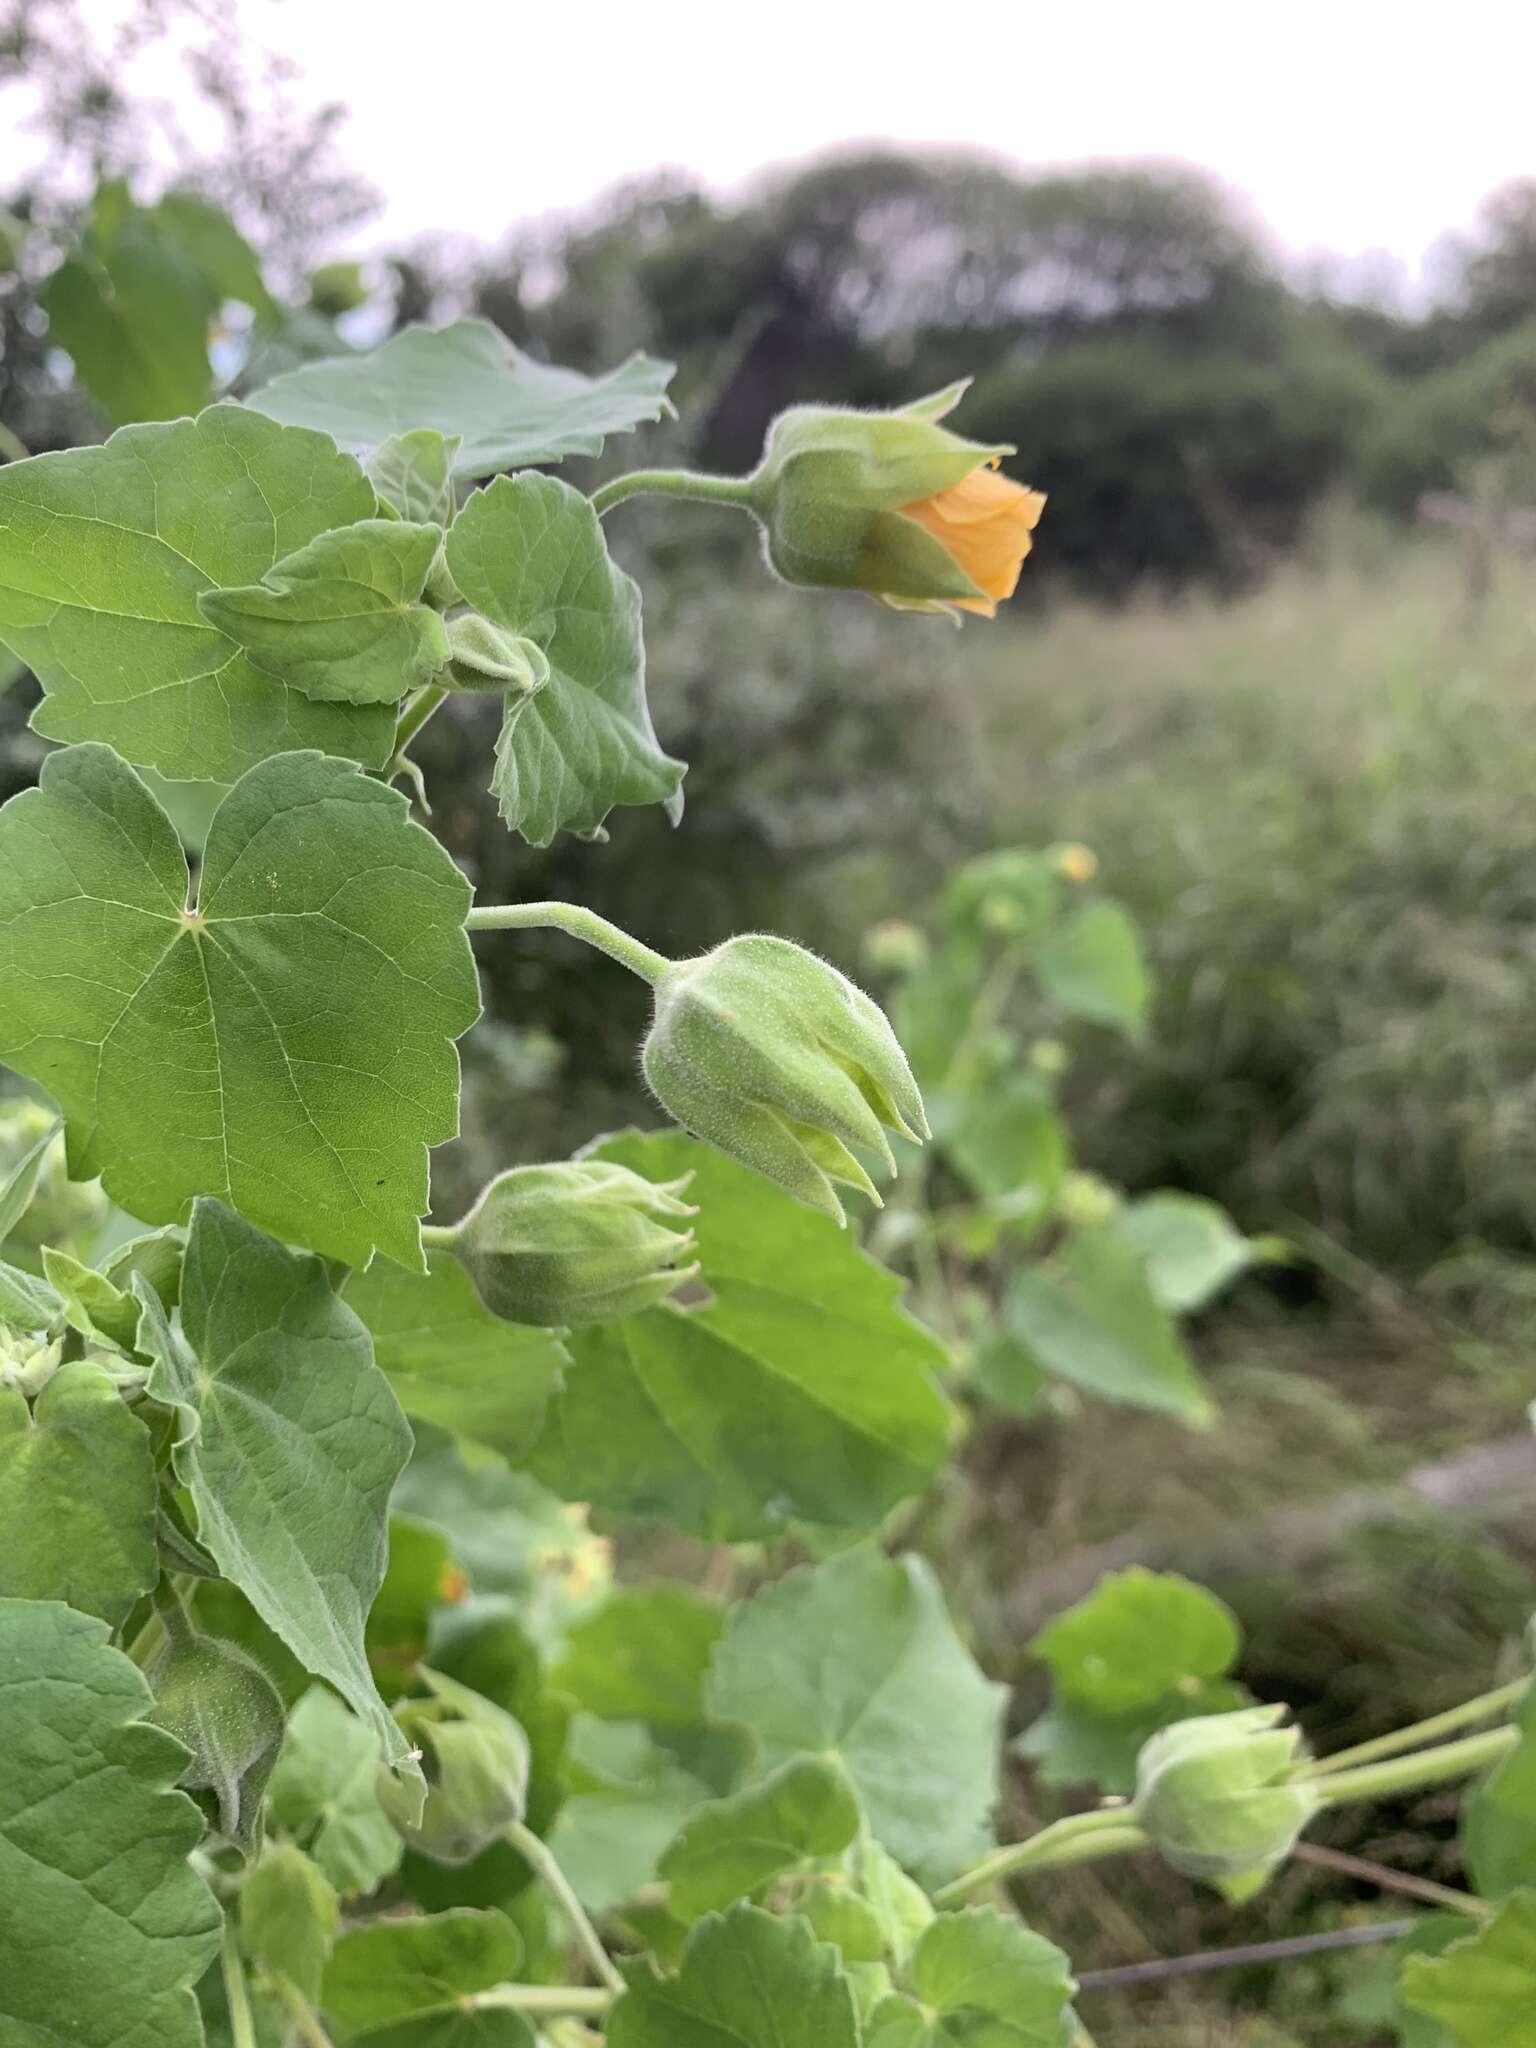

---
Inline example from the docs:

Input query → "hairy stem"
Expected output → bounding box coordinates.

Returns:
[271,1979,333,2048]
[1301,1678,1527,1779]
[1292,1841,1493,1919]
[932,1806,1147,1908]
[466,901,671,986]
[1311,1723,1519,1807]
[389,682,449,766]
[221,1920,258,2048]
[505,1820,625,1994]
[469,1986,614,2017]
[591,468,756,518]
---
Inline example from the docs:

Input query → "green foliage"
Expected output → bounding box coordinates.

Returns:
[321,1909,529,2045]
[708,1547,1004,1883]
[0,407,391,779]
[1464,1685,1536,1899]
[241,1841,339,2006]
[865,1908,1077,2048]
[444,472,684,843]
[610,1904,859,2048]
[0,1598,222,2048]
[140,1200,415,1773]
[658,1755,862,1919]
[268,1687,405,1898]
[0,746,477,1266]
[1399,1891,1536,2046]
[530,1132,953,1538]
[250,318,675,477]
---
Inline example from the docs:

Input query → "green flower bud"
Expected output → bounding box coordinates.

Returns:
[380,1666,529,1864]
[149,1630,285,1858]
[443,1160,698,1325]
[862,919,930,978]
[642,934,928,1223]
[1056,1171,1121,1230]
[308,260,369,315]
[0,1330,62,1397]
[747,384,1043,616]
[1133,1705,1317,1886]
[445,613,551,696]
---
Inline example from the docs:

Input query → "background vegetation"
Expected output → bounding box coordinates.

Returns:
[3,4,1536,2039]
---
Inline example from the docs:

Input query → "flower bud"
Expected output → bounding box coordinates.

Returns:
[445,614,551,696]
[0,1330,62,1397]
[1056,1172,1121,1230]
[748,384,1044,617]
[1133,1705,1316,1885]
[444,1161,699,1325]
[642,934,928,1222]
[149,1631,286,1857]
[379,1667,529,1864]
[862,919,930,978]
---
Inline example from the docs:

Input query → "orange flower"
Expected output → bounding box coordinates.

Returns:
[900,463,1046,617]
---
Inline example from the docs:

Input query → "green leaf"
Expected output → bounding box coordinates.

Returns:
[612,1902,858,2048]
[139,1198,416,1775]
[1015,1679,1252,1797]
[269,1686,405,1898]
[553,1583,724,1728]
[1400,1891,1536,2046]
[0,1109,59,1240]
[368,1515,460,1700]
[1394,1915,1479,2048]
[250,319,675,479]
[0,1598,222,2048]
[43,1243,139,1348]
[863,1908,1077,2048]
[1113,1192,1258,1314]
[101,1224,185,1313]
[345,1254,565,1462]
[199,520,451,706]
[0,405,395,780]
[531,1132,954,1540]
[444,473,684,845]
[44,192,216,424]
[1034,898,1149,1037]
[381,1667,530,1864]
[0,1259,61,1332]
[369,431,463,525]
[708,1547,1005,1883]
[659,1755,862,1920]
[1001,1227,1214,1424]
[1031,1568,1241,1716]
[0,744,478,1268]
[0,1359,157,1621]
[242,1841,340,2005]
[549,1715,719,1913]
[152,191,277,322]
[1465,1686,1536,1900]
[323,1908,530,2047]
[943,1079,1066,1209]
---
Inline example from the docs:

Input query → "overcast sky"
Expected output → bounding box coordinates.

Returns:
[18,1,1536,284]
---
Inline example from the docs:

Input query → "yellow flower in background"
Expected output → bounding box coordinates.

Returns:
[900,462,1046,617]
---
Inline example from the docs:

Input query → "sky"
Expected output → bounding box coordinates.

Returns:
[12,0,1536,288]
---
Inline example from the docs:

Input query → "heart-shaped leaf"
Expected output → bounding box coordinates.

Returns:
[0,743,479,1269]
[0,405,394,781]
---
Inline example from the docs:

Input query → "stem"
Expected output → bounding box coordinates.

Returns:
[389,682,449,766]
[468,1987,614,2017]
[466,901,671,987]
[1311,1723,1519,1807]
[505,1820,625,1994]
[1302,1679,1527,1779]
[152,1576,194,1647]
[1293,1841,1493,1919]
[272,1979,333,2048]
[221,1919,258,2048]
[1075,1918,1422,1995]
[591,468,756,519]
[932,1807,1147,1908]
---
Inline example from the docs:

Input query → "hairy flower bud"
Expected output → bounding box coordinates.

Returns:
[748,383,1044,616]
[444,1161,698,1325]
[642,934,928,1222]
[380,1667,529,1864]
[445,613,551,696]
[149,1630,285,1857]
[1134,1705,1317,1886]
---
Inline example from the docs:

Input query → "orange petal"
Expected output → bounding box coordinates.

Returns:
[900,465,1045,612]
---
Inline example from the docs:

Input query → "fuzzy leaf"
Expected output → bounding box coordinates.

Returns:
[708,1547,1005,1883]
[531,1132,954,1540]
[1034,898,1149,1038]
[1113,1192,1258,1314]
[0,406,394,779]
[659,1755,862,1920]
[0,744,479,1269]
[269,1687,405,1897]
[345,1253,565,1461]
[140,1199,416,1776]
[610,1902,858,2048]
[242,1841,340,2005]
[864,1909,1077,2048]
[0,1598,222,2048]
[1465,1686,1536,1900]
[444,473,683,844]
[1032,1568,1241,1715]
[369,430,463,524]
[250,319,674,478]
[1399,1891,1536,2046]
[0,1360,158,1622]
[322,1908,529,2046]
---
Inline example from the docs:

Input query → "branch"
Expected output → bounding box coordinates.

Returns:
[1075,1917,1421,1993]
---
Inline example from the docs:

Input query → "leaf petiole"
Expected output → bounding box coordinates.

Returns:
[932,1804,1147,1907]
[465,901,671,986]
[590,468,756,518]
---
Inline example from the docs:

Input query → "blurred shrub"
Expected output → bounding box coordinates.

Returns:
[963,342,1387,592]
[1358,318,1536,514]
